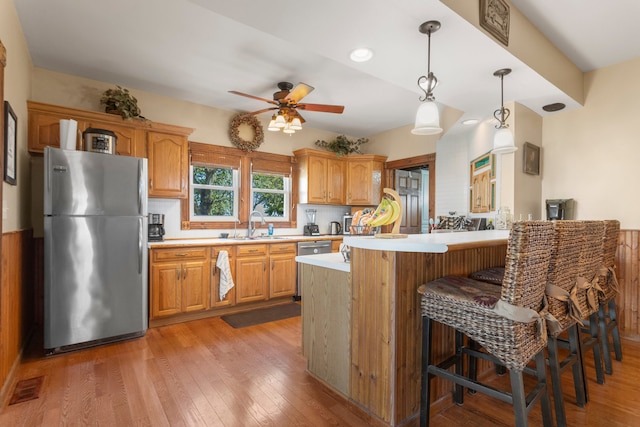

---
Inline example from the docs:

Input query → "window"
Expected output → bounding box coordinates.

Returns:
[190,165,239,221]
[251,171,289,221]
[182,142,296,230]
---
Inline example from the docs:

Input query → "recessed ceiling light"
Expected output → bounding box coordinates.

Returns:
[462,119,479,125]
[350,47,373,62]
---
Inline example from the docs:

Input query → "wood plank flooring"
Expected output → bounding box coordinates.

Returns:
[1,314,639,426]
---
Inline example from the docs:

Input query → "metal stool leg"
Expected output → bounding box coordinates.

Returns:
[608,299,623,361]
[420,316,433,427]
[599,304,614,374]
[535,350,554,427]
[547,336,568,427]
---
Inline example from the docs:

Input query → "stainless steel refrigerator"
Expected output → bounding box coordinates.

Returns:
[44,147,148,353]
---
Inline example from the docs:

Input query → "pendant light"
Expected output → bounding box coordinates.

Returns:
[412,20,443,135]
[491,68,517,154]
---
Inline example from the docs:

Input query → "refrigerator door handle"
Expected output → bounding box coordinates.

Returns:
[138,217,143,274]
[138,160,144,215]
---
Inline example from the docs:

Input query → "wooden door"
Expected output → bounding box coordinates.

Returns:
[235,256,268,303]
[347,160,372,205]
[147,131,188,198]
[327,158,346,204]
[181,260,210,312]
[211,246,236,308]
[396,170,422,234]
[150,262,182,319]
[269,253,297,298]
[307,156,328,203]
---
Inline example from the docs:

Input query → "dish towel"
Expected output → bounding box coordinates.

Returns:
[216,250,235,300]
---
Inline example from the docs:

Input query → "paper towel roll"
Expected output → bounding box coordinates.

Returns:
[59,119,77,150]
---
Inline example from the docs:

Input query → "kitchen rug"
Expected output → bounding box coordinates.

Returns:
[9,376,44,405]
[221,303,300,328]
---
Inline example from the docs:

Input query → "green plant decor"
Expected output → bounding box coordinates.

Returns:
[100,85,143,119]
[314,135,369,157]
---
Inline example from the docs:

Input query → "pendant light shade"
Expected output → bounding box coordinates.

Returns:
[412,100,442,135]
[412,20,443,136]
[491,68,517,154]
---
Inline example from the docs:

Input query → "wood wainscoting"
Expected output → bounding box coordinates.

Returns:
[616,229,640,340]
[0,230,35,401]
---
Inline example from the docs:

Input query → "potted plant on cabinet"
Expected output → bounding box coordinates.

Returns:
[100,85,144,120]
[314,135,369,157]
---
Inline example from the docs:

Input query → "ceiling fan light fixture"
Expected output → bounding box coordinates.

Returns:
[268,114,280,131]
[350,47,373,63]
[491,68,517,155]
[274,113,287,128]
[283,122,295,134]
[290,117,303,130]
[413,20,443,136]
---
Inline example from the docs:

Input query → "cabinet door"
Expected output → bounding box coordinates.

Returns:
[235,256,268,303]
[28,111,82,153]
[211,247,236,308]
[327,158,346,204]
[347,160,373,205]
[150,262,182,319]
[269,254,297,298]
[182,260,210,312]
[83,121,137,156]
[307,156,328,204]
[147,131,188,198]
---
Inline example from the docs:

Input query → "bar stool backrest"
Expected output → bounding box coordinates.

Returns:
[576,220,605,316]
[600,219,620,301]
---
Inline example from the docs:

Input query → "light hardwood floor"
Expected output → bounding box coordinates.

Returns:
[1,315,639,426]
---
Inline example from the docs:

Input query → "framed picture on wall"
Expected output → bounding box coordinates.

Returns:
[4,100,17,185]
[523,142,540,176]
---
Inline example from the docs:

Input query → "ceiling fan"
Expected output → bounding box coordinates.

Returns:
[229,82,344,133]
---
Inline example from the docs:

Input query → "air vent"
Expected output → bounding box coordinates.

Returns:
[542,102,566,112]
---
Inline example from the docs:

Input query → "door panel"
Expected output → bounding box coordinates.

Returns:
[395,170,422,234]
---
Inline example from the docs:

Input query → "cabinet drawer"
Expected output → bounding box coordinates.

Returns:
[236,244,268,257]
[269,242,296,254]
[211,245,236,259]
[152,247,209,262]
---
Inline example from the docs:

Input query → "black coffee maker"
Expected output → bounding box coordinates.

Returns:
[148,213,165,241]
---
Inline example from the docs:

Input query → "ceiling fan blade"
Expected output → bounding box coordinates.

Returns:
[249,107,278,115]
[297,103,345,114]
[285,83,314,103]
[228,90,278,105]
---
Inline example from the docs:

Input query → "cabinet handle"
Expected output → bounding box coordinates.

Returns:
[176,269,180,280]
[183,268,187,279]
[249,249,257,253]
[175,253,188,257]
[149,179,153,189]
[263,262,266,272]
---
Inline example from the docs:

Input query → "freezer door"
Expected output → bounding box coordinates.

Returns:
[44,215,148,350]
[44,147,147,216]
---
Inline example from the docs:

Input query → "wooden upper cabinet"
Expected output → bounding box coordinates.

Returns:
[346,155,386,206]
[27,101,194,197]
[147,131,189,198]
[294,148,346,205]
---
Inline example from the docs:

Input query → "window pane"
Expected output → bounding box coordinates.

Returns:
[253,192,284,217]
[193,166,233,186]
[193,189,234,216]
[252,173,284,190]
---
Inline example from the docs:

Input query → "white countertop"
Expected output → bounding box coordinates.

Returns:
[343,230,510,253]
[148,234,342,248]
[295,252,350,273]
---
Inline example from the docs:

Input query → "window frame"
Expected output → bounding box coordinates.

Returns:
[181,142,297,230]
[189,164,240,222]
[250,169,290,222]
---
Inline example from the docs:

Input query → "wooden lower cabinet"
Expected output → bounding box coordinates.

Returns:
[235,244,269,303]
[211,246,236,308]
[150,247,210,319]
[269,243,297,298]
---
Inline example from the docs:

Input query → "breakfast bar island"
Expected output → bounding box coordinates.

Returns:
[296,230,510,426]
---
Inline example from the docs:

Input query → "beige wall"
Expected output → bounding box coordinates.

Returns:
[1,0,33,233]
[542,57,640,229]
[513,103,543,219]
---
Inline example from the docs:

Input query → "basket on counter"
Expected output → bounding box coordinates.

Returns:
[349,225,380,235]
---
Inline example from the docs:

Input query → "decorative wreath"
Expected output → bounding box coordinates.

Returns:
[229,113,264,151]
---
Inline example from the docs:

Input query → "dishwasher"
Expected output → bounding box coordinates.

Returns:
[295,240,332,300]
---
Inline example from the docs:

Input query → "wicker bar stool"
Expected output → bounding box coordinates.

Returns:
[593,219,622,374]
[418,221,554,427]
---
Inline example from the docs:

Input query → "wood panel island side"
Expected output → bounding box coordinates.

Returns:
[296,230,510,426]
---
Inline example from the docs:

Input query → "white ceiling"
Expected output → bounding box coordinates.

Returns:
[13,0,640,137]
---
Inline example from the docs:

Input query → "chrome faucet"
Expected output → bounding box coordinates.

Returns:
[247,210,266,237]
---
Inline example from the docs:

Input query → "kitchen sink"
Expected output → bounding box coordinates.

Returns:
[232,236,290,240]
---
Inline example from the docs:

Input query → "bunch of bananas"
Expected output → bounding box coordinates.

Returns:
[364,197,401,227]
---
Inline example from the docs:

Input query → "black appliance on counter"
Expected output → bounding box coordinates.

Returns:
[148,213,165,241]
[303,208,320,236]
[546,199,574,220]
